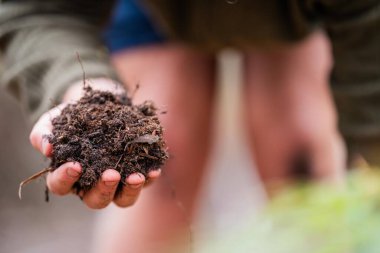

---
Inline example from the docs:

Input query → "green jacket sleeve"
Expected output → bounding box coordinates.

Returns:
[321,1,380,139]
[0,0,118,123]
[290,0,380,138]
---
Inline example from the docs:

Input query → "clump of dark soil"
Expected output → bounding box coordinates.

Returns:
[48,87,168,195]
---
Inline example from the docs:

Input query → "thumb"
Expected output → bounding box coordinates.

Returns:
[29,104,66,157]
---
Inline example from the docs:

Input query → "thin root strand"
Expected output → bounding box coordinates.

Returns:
[18,167,53,200]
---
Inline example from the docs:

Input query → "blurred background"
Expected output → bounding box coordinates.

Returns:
[0,51,266,253]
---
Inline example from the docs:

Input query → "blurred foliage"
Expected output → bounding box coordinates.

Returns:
[200,168,380,253]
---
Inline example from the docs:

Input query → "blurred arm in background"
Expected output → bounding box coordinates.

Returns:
[243,0,380,193]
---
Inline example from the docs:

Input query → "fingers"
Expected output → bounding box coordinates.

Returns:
[29,105,66,157]
[114,173,145,207]
[46,162,82,195]
[144,169,161,187]
[46,167,161,208]
[82,169,121,209]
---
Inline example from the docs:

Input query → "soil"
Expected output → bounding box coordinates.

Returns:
[48,87,168,195]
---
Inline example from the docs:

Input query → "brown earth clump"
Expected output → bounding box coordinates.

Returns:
[48,87,168,195]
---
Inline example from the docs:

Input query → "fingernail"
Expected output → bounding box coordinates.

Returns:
[149,169,161,177]
[126,173,145,185]
[104,181,118,187]
[42,138,50,155]
[129,183,143,189]
[66,167,81,178]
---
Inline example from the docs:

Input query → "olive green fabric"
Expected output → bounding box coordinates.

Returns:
[0,0,118,123]
[144,0,315,50]
[320,1,380,163]
[1,0,380,163]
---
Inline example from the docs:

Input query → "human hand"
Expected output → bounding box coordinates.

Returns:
[29,78,161,209]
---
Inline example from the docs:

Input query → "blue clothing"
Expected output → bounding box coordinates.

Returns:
[103,0,165,53]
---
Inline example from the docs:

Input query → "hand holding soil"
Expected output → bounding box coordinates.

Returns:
[27,79,168,209]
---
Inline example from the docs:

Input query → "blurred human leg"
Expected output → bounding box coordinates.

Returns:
[243,31,346,195]
[93,44,216,253]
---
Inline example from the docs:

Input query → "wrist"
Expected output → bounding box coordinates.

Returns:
[62,78,124,103]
